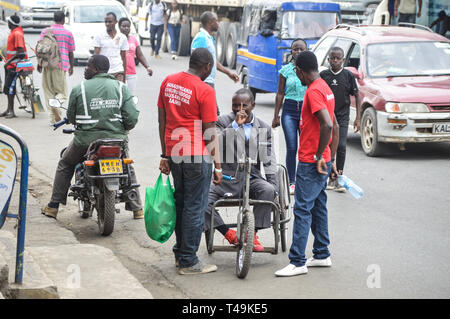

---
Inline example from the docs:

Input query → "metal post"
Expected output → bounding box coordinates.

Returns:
[0,124,29,284]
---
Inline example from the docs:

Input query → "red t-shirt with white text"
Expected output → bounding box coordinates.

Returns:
[298,78,335,163]
[157,72,217,157]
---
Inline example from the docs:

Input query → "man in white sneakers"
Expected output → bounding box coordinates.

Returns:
[275,51,338,277]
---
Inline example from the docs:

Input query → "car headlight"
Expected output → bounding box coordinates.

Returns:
[385,102,430,113]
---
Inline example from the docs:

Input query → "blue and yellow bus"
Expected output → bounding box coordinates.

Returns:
[236,0,341,99]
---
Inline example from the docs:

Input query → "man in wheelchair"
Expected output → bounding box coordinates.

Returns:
[204,88,278,252]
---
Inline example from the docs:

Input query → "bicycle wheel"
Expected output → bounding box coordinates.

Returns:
[236,209,254,279]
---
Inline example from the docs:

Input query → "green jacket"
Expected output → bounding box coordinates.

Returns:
[67,73,139,147]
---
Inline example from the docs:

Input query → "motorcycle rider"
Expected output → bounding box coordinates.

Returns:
[41,54,143,219]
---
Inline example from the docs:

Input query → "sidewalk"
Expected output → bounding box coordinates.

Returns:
[0,161,153,299]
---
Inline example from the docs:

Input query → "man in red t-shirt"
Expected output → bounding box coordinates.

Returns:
[158,48,222,275]
[2,15,27,118]
[276,51,339,277]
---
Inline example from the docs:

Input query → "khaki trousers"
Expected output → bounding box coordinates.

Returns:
[42,67,67,123]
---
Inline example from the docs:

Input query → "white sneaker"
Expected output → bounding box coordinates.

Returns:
[275,264,308,277]
[306,257,332,267]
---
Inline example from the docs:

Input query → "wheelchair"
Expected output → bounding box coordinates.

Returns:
[205,157,292,279]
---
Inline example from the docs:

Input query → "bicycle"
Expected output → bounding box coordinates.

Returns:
[15,59,39,119]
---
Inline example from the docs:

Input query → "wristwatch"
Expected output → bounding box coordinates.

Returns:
[313,154,322,162]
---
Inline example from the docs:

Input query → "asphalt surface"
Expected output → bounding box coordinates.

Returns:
[0,32,449,299]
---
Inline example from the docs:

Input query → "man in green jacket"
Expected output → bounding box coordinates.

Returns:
[42,55,143,219]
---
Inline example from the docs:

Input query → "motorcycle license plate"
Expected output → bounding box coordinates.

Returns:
[99,160,123,175]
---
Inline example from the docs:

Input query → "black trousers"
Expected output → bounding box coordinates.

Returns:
[336,117,349,172]
[51,140,142,211]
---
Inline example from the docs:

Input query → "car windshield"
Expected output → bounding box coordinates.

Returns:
[74,5,128,23]
[367,41,450,77]
[281,11,339,39]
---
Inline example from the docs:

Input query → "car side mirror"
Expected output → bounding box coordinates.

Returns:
[345,66,361,79]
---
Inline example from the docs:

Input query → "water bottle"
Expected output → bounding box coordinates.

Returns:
[337,175,364,199]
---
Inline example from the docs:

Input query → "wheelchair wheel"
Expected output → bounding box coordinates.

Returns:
[236,209,254,279]
[277,165,289,253]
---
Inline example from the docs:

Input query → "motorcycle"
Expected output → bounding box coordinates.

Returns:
[50,98,140,236]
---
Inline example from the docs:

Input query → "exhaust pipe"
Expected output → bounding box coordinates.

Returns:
[123,189,138,201]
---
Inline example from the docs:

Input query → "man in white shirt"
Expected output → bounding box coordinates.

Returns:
[145,0,167,59]
[93,12,129,82]
[394,0,422,24]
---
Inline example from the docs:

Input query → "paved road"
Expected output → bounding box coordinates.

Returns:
[1,32,449,298]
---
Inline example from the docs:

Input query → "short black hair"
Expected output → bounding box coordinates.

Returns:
[106,12,117,21]
[329,46,344,56]
[118,17,130,27]
[189,48,213,70]
[54,10,65,23]
[438,10,446,18]
[295,51,318,73]
[233,88,254,103]
[91,54,110,73]
[291,38,306,49]
[200,11,216,27]
[9,14,20,25]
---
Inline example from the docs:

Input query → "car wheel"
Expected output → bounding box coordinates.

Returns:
[225,22,239,69]
[177,15,191,56]
[360,107,385,156]
[216,21,230,66]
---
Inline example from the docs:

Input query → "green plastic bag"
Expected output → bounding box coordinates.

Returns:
[144,173,176,243]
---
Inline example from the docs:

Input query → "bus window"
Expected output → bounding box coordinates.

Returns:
[249,7,261,36]
[281,11,339,39]
[260,9,277,37]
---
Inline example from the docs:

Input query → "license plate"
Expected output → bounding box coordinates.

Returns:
[99,160,123,175]
[432,123,450,134]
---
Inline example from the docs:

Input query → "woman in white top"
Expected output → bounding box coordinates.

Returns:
[164,0,186,60]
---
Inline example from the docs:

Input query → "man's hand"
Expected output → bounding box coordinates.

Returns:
[272,116,280,128]
[228,72,240,83]
[417,10,421,17]
[68,66,74,76]
[159,159,170,175]
[329,162,339,180]
[146,66,153,76]
[316,157,328,175]
[213,170,222,185]
[236,103,248,126]
[353,119,361,132]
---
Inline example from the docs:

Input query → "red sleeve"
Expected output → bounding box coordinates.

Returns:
[157,78,167,109]
[308,88,328,115]
[199,85,218,123]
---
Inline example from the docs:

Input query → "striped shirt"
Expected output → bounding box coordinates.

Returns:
[39,24,75,72]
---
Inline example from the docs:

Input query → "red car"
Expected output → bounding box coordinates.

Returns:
[312,24,450,156]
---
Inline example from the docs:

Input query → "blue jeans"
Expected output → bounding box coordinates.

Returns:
[168,23,181,54]
[150,24,164,55]
[281,99,302,185]
[398,13,416,24]
[169,157,212,268]
[289,162,332,267]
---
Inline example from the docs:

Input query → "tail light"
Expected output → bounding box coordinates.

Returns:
[94,145,122,159]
